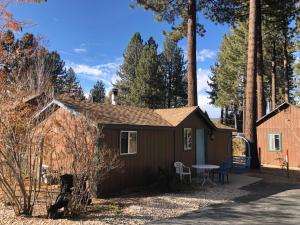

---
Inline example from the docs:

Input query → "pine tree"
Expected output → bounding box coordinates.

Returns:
[263,0,298,107]
[132,37,164,108]
[115,32,143,105]
[64,68,85,100]
[256,0,265,119]
[133,0,243,107]
[208,23,248,129]
[90,80,106,103]
[161,37,187,108]
[46,51,66,95]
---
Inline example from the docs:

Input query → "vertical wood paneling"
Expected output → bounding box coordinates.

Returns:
[100,128,175,195]
[39,108,233,195]
[257,105,300,169]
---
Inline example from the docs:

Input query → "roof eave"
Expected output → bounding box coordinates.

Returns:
[256,102,291,126]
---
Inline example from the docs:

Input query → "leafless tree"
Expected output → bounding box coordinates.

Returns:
[0,77,48,215]
[47,113,122,216]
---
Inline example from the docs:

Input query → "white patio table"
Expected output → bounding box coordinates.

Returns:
[192,164,220,186]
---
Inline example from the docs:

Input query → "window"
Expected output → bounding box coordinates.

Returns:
[268,133,282,151]
[120,131,137,155]
[184,128,192,151]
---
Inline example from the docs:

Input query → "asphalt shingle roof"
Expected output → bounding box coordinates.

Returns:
[52,96,216,129]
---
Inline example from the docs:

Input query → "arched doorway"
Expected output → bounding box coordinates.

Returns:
[231,133,251,168]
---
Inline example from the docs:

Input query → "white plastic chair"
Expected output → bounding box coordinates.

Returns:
[174,161,191,184]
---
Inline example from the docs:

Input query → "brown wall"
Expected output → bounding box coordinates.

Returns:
[257,105,300,169]
[100,128,174,194]
[207,129,232,165]
[36,108,78,173]
[37,108,233,195]
[174,112,210,168]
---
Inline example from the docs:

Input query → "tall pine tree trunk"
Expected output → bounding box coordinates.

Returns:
[224,107,228,126]
[234,106,238,130]
[187,0,198,106]
[242,100,246,133]
[220,108,224,124]
[245,0,259,169]
[283,32,289,103]
[256,0,265,119]
[167,68,172,108]
[271,41,276,110]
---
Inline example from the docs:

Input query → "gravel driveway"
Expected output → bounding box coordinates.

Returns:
[152,177,300,225]
[0,173,258,225]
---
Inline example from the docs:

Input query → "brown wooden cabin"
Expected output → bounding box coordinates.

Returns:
[36,96,233,195]
[257,102,300,170]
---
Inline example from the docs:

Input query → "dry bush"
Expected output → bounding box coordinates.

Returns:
[232,138,246,156]
[50,115,122,217]
[0,77,48,215]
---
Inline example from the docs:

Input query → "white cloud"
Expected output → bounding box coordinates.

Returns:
[180,46,216,62]
[197,68,211,93]
[84,92,90,99]
[196,49,216,62]
[196,67,220,118]
[71,64,103,76]
[65,58,122,93]
[73,48,87,53]
[198,94,220,118]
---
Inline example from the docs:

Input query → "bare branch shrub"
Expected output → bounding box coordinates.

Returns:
[0,76,49,215]
[49,114,122,216]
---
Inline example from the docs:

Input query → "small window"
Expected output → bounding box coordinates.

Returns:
[120,131,137,155]
[184,128,192,151]
[268,133,282,151]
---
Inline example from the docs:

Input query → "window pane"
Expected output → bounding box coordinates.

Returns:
[268,134,274,150]
[128,132,137,154]
[184,128,192,150]
[121,132,128,154]
[274,135,280,151]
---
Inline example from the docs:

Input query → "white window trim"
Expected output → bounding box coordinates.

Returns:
[268,133,282,152]
[120,131,138,155]
[184,128,192,151]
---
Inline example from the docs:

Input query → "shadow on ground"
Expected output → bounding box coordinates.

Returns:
[151,174,300,225]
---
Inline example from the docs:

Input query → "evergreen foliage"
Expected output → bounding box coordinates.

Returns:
[63,68,85,100]
[115,32,143,105]
[132,37,165,108]
[90,80,106,103]
[208,23,248,129]
[116,33,187,109]
[161,37,187,107]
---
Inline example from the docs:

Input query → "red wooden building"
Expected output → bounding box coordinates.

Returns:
[257,102,300,170]
[36,96,234,195]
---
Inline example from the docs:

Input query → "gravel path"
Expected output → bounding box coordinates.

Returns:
[152,180,300,225]
[0,178,250,225]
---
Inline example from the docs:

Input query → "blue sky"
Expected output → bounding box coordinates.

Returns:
[10,0,230,118]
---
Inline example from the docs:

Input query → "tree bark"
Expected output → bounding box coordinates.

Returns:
[220,108,224,124]
[245,0,259,169]
[283,32,289,103]
[234,112,238,130]
[271,41,276,110]
[167,67,172,108]
[224,107,228,126]
[187,0,198,106]
[256,0,265,119]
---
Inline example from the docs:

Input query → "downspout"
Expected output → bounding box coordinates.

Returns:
[95,124,101,197]
[173,128,176,163]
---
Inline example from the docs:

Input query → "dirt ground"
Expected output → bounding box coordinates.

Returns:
[0,175,250,225]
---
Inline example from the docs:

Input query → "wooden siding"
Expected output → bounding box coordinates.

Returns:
[257,105,300,168]
[100,128,174,194]
[207,129,232,165]
[36,108,78,173]
[175,112,210,169]
[36,107,233,195]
